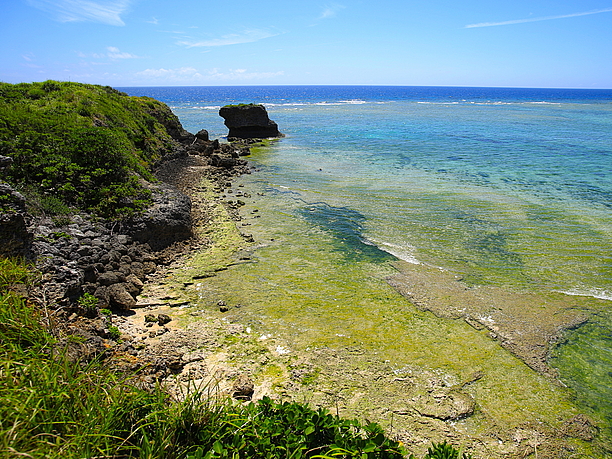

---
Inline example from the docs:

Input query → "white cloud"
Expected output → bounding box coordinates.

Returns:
[466,7,612,28]
[319,3,345,20]
[134,67,284,83]
[136,67,202,80]
[207,68,285,81]
[26,0,132,26]
[79,46,140,59]
[106,46,138,59]
[177,29,281,48]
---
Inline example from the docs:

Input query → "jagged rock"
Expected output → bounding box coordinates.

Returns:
[195,129,209,141]
[0,183,32,257]
[211,153,240,168]
[107,283,137,310]
[219,104,282,139]
[157,314,172,325]
[122,182,192,251]
[144,314,158,323]
[98,271,125,286]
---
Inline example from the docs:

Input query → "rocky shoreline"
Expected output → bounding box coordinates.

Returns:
[1,100,606,458]
[0,108,257,380]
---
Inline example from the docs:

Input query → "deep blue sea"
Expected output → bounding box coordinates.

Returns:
[121,85,612,434]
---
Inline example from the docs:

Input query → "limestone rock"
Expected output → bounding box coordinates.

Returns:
[0,183,32,257]
[413,389,475,421]
[123,182,192,250]
[195,129,209,141]
[107,283,137,310]
[219,104,282,139]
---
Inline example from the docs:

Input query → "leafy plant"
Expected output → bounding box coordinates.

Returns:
[107,325,121,340]
[78,292,98,312]
[412,441,472,459]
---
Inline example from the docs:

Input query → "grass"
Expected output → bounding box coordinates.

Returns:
[0,256,471,458]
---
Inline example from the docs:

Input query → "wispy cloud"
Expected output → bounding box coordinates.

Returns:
[26,0,132,26]
[136,67,203,80]
[466,7,612,28]
[135,66,284,83]
[106,46,139,59]
[319,3,345,20]
[79,46,140,59]
[177,29,281,48]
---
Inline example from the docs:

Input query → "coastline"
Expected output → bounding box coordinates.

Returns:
[118,144,606,458]
[4,82,610,457]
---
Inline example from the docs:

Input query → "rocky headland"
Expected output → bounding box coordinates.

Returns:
[0,84,277,381]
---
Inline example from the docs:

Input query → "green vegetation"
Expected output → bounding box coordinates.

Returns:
[0,256,469,458]
[222,103,259,108]
[78,291,99,311]
[0,80,182,218]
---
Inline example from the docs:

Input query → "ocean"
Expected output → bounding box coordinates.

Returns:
[121,85,612,441]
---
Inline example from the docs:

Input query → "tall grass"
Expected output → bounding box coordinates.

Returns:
[0,257,469,458]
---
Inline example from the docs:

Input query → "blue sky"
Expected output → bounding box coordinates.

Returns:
[2,0,612,88]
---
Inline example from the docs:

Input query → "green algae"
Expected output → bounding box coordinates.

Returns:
[180,180,251,283]
[550,311,612,449]
[162,153,609,456]
[172,178,592,445]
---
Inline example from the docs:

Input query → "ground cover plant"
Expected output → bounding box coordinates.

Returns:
[0,256,471,458]
[0,81,182,218]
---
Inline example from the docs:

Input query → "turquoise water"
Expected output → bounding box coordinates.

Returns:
[123,86,612,434]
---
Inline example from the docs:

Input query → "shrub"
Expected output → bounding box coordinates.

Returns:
[0,81,179,218]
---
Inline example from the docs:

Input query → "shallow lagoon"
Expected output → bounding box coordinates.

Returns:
[123,85,612,454]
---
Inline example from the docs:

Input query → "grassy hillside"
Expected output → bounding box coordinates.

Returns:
[0,81,183,218]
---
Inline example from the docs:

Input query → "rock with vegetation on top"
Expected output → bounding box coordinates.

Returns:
[219,104,282,139]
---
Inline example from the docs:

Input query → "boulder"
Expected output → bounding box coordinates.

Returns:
[232,374,255,400]
[0,183,32,257]
[219,104,282,139]
[0,155,13,169]
[122,182,192,251]
[195,129,209,142]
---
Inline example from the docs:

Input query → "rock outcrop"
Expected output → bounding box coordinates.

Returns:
[122,182,193,251]
[0,180,32,258]
[219,104,282,139]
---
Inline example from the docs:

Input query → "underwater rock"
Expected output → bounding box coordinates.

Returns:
[412,389,475,421]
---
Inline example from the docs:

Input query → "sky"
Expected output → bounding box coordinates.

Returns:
[1,0,612,88]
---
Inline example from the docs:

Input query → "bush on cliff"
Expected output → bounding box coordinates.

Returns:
[0,257,470,458]
[0,81,183,218]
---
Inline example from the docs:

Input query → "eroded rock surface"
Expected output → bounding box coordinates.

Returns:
[219,104,282,139]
